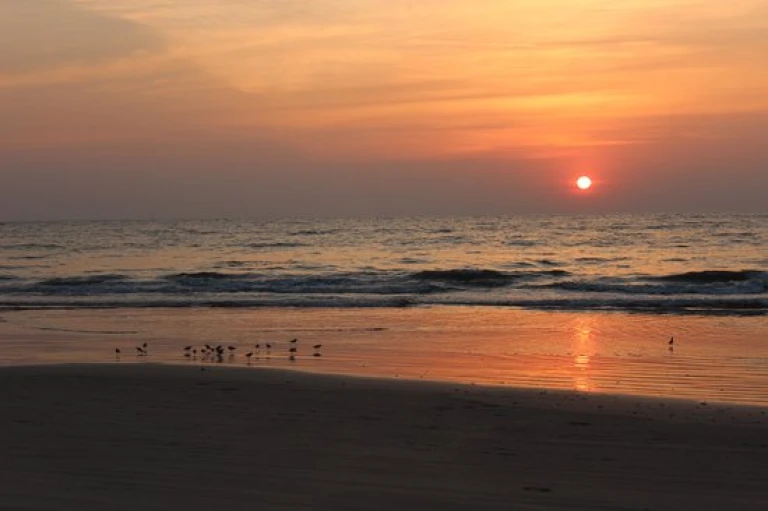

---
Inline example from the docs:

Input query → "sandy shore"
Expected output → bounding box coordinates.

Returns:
[3,364,768,510]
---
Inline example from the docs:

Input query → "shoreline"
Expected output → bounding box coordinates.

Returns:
[9,360,768,415]
[2,306,768,408]
[4,363,768,510]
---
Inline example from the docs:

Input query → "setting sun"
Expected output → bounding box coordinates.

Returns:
[576,176,593,190]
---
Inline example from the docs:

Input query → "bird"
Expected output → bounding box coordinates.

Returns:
[115,348,121,355]
[255,343,261,349]
[184,345,192,351]
[245,352,253,363]
[289,347,297,354]
[135,346,147,356]
[669,336,674,346]
[142,342,149,349]
[228,346,236,352]
[313,344,322,350]
[266,343,272,350]
[290,338,298,344]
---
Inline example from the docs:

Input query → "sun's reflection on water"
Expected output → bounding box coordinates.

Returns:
[573,318,596,392]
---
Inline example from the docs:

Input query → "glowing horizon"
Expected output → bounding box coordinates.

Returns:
[1,0,767,219]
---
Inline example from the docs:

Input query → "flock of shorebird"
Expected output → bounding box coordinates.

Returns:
[115,338,323,363]
[115,336,676,363]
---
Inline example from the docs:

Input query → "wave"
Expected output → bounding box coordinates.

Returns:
[540,278,765,296]
[412,269,514,287]
[0,265,764,316]
[651,270,764,283]
[38,274,128,287]
[289,228,340,236]
[244,241,309,249]
[0,243,65,250]
[9,268,763,298]
[0,295,764,316]
[166,271,243,281]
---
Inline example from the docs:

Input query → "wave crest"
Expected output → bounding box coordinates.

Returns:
[652,270,764,283]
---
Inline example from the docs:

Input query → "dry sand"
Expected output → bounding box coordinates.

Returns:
[3,363,768,510]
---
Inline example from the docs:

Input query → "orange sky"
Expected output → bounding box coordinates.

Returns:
[1,0,767,219]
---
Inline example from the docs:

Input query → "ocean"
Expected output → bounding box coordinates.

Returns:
[1,213,766,404]
[0,213,765,314]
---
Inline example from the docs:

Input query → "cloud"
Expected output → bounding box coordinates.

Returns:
[0,0,166,74]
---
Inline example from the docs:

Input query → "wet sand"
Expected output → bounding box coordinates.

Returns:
[3,363,768,510]
[3,307,768,406]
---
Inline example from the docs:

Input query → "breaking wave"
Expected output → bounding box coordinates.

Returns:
[0,266,764,315]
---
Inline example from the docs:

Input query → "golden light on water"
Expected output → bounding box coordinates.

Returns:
[573,318,596,392]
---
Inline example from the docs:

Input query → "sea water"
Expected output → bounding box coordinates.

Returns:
[1,214,766,404]
[0,214,765,314]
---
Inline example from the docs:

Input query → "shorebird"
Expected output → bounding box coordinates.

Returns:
[313,344,322,350]
[290,338,298,344]
[135,346,147,356]
[228,345,236,352]
[245,351,253,363]
[184,345,192,351]
[669,336,674,346]
[313,344,322,357]
[115,348,121,360]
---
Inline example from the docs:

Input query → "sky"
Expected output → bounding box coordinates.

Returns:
[1,0,767,220]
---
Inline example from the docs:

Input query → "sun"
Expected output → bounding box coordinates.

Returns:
[576,176,592,190]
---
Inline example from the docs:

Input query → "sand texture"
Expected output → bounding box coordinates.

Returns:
[3,364,768,510]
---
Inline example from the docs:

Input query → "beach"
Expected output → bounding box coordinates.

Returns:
[4,363,768,510]
[1,216,766,509]
[3,306,768,406]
